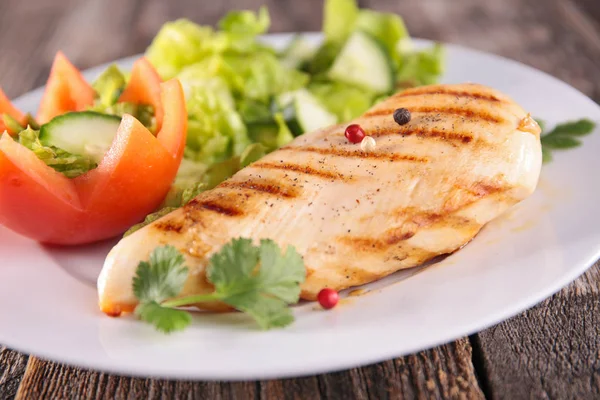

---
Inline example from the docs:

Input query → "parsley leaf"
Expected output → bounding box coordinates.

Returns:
[207,238,305,329]
[207,238,260,292]
[538,118,596,163]
[136,301,192,334]
[132,245,191,334]
[541,135,580,149]
[131,239,306,333]
[550,119,595,136]
[132,245,189,303]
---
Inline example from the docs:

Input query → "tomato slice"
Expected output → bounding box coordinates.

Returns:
[72,116,176,242]
[0,134,83,242]
[156,80,187,160]
[37,52,96,124]
[0,79,187,245]
[118,57,164,132]
[0,88,26,135]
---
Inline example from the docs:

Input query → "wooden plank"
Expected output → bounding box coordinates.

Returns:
[474,264,600,399]
[15,357,260,400]
[365,0,600,102]
[0,0,76,97]
[316,339,483,399]
[0,347,29,399]
[15,338,483,400]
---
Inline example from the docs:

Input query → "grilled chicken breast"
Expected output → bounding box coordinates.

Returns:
[98,83,542,315]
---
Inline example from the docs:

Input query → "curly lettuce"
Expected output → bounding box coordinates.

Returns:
[309,81,375,122]
[17,127,96,178]
[184,79,251,165]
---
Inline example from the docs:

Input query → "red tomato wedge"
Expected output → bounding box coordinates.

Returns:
[0,88,26,135]
[119,57,164,132]
[0,79,187,245]
[37,52,96,124]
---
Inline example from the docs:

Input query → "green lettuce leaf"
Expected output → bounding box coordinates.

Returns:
[184,82,251,165]
[356,10,408,57]
[89,102,156,133]
[177,63,238,104]
[224,53,309,103]
[218,6,270,36]
[146,9,273,80]
[92,64,126,107]
[2,114,24,133]
[305,41,342,76]
[124,177,206,237]
[88,64,156,132]
[145,19,216,79]
[202,143,266,190]
[396,43,445,88]
[17,127,96,178]
[309,81,375,122]
[324,0,359,43]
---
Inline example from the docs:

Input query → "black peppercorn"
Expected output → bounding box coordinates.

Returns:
[393,108,411,125]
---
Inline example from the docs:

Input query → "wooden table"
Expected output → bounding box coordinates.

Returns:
[1,0,599,398]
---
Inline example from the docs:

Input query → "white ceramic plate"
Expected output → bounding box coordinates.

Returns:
[1,33,599,380]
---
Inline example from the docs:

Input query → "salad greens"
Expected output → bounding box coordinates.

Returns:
[88,65,156,132]
[133,239,305,333]
[17,126,97,178]
[138,0,446,214]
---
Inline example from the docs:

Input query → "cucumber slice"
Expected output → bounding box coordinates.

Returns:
[327,31,394,94]
[39,111,122,163]
[280,36,317,70]
[275,89,338,136]
[293,90,338,134]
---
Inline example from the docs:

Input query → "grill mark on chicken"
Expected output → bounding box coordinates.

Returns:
[364,105,504,123]
[399,211,478,230]
[186,198,244,217]
[395,87,503,103]
[252,161,346,180]
[347,184,509,252]
[340,225,423,252]
[371,126,474,144]
[463,180,507,197]
[218,179,299,198]
[280,145,429,163]
[339,233,437,258]
[153,220,184,234]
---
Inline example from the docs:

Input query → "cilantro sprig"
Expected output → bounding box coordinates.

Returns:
[537,118,596,163]
[132,238,306,333]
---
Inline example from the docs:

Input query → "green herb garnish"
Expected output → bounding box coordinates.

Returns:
[132,239,306,333]
[538,118,596,163]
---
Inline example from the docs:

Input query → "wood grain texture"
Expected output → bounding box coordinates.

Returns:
[366,0,600,102]
[0,347,28,400]
[15,339,482,400]
[472,263,600,400]
[1,0,600,398]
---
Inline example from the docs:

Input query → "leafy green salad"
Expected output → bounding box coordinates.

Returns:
[120,0,445,227]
